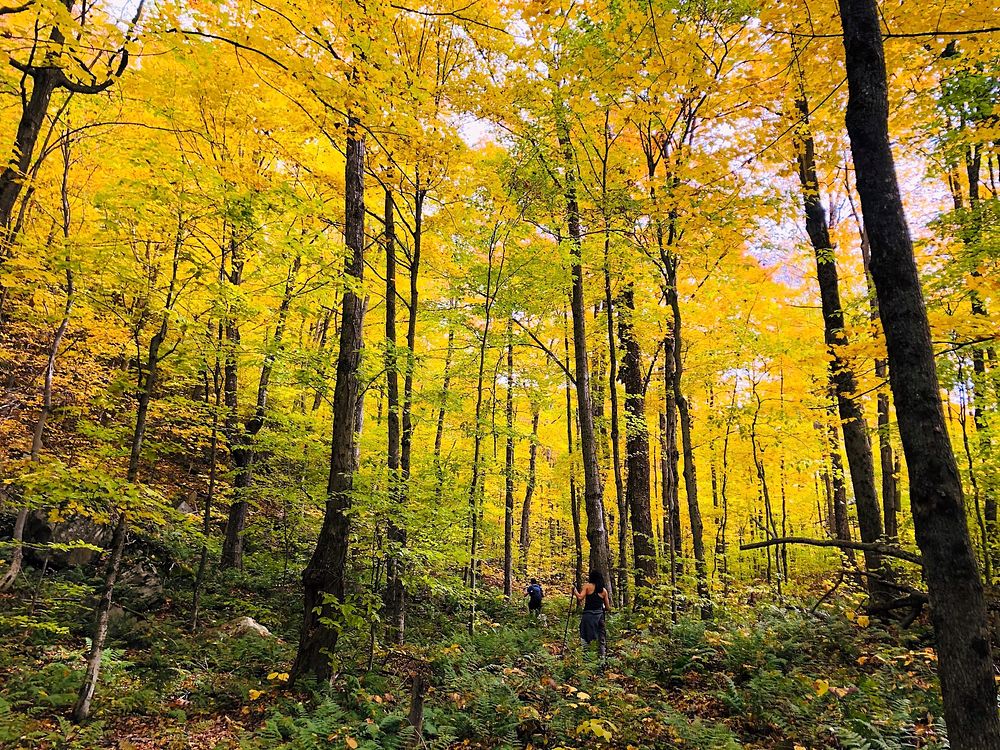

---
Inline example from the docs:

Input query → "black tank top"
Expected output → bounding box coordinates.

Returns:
[584,585,604,611]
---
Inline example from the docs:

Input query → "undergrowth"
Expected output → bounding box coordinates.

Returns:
[0,570,950,750]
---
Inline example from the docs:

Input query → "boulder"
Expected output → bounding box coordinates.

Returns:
[26,511,110,567]
[117,557,165,610]
[174,491,198,516]
[224,616,272,638]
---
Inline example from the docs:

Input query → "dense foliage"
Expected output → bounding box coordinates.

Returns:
[0,0,998,745]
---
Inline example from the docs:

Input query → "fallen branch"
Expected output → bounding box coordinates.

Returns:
[739,536,922,566]
[868,592,929,628]
[811,571,845,615]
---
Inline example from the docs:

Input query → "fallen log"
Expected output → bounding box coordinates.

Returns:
[739,536,922,566]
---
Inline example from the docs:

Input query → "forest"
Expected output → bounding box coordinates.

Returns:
[1,0,999,747]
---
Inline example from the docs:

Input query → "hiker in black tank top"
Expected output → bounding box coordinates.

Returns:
[573,569,611,659]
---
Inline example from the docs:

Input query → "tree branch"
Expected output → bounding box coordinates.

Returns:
[740,536,923,565]
[513,317,575,386]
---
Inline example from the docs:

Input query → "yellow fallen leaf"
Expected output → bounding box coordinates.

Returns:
[814,679,829,697]
[345,737,358,750]
[249,689,264,701]
[856,615,870,627]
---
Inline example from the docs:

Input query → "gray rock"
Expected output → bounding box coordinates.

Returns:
[26,511,110,566]
[118,557,165,610]
[224,616,272,638]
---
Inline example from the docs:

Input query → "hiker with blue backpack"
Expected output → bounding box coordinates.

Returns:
[525,579,544,617]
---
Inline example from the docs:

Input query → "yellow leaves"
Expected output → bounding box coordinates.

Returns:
[846,611,869,628]
[248,689,264,700]
[345,737,359,749]
[812,679,853,699]
[576,718,617,742]
[267,672,289,682]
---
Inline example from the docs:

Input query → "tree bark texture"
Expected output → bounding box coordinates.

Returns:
[292,130,366,683]
[793,93,885,596]
[838,1,1000,744]
[556,116,613,595]
[617,284,656,592]
[383,189,405,643]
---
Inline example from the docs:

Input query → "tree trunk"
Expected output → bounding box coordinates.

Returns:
[519,404,540,570]
[433,328,455,503]
[858,228,900,541]
[964,148,995,575]
[503,320,516,598]
[617,284,656,594]
[292,129,366,683]
[400,183,425,481]
[603,232,629,609]
[221,251,299,570]
[0,190,73,591]
[666,269,710,619]
[466,231,499,633]
[838,2,1000,743]
[0,69,60,242]
[793,91,885,597]
[563,311,584,591]
[383,188,405,643]
[661,338,682,570]
[827,416,857,565]
[75,303,173,721]
[191,354,221,630]
[556,115,612,595]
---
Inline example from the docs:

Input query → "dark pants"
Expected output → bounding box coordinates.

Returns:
[580,609,606,658]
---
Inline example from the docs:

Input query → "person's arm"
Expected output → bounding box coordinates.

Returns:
[572,584,588,603]
[601,589,612,611]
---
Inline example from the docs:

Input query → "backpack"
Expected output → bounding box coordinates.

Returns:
[527,584,543,602]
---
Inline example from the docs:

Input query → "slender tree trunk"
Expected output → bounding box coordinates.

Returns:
[466,233,499,633]
[221,252,300,570]
[311,308,334,412]
[292,129,366,683]
[556,113,613,595]
[857,228,900,541]
[793,89,885,597]
[383,189,405,643]
[617,284,656,595]
[827,416,857,566]
[838,2,1000,743]
[400,182,425,481]
[666,268,710,618]
[661,339,682,569]
[433,328,455,502]
[603,230,628,609]
[563,311,584,591]
[75,278,177,721]
[503,320,516,598]
[0,162,74,591]
[964,148,995,576]
[519,404,540,571]
[191,353,221,630]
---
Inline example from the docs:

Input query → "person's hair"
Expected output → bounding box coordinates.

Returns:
[530,578,538,584]
[587,569,605,592]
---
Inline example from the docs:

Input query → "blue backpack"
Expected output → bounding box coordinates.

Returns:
[527,584,543,603]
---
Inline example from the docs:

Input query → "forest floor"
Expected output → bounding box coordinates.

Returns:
[0,568,952,750]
